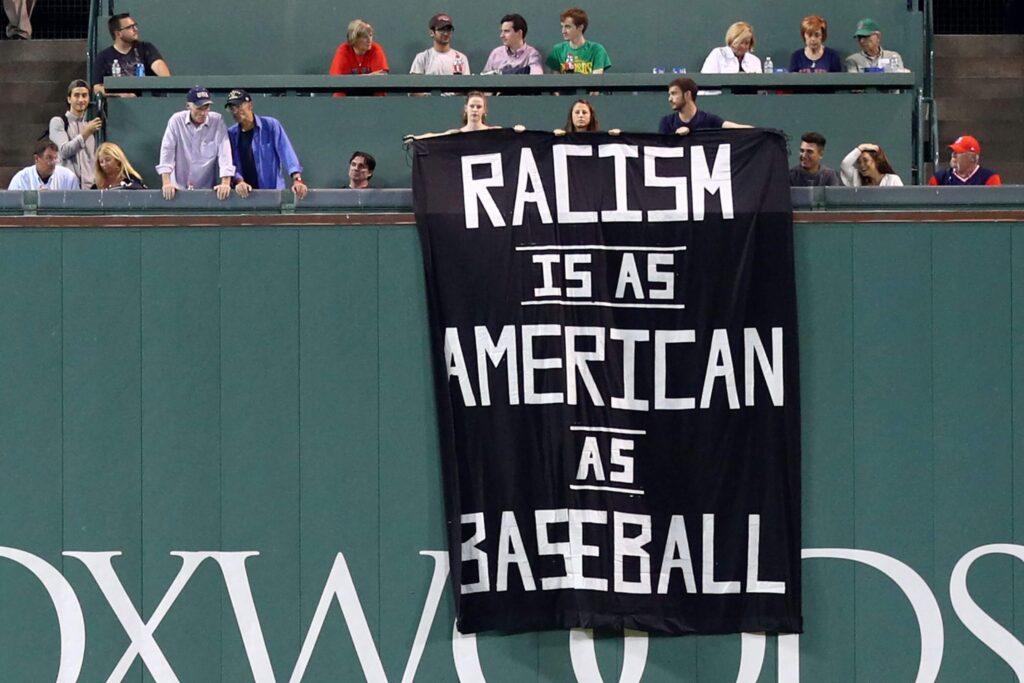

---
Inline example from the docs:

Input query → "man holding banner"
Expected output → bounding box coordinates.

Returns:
[412,127,801,635]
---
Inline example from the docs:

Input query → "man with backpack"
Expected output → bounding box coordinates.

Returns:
[48,79,102,189]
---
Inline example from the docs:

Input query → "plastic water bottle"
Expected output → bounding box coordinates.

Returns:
[111,60,122,77]
[135,62,145,77]
[763,56,773,74]
[453,54,464,75]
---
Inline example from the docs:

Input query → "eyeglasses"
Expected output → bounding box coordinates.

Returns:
[433,26,454,33]
[118,23,138,32]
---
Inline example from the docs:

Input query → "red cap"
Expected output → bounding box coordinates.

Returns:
[949,135,980,154]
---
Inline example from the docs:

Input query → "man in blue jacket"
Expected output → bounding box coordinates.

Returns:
[225,89,308,198]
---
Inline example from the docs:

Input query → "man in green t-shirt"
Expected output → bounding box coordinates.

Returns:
[545,7,611,74]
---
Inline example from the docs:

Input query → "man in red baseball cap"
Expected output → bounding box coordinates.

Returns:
[929,135,1002,186]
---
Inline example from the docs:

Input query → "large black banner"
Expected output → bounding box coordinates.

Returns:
[413,129,801,635]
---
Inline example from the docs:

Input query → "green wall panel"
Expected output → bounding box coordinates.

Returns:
[0,233,63,682]
[219,230,302,679]
[139,230,223,680]
[793,225,856,680]
[297,228,382,680]
[1015,225,1024,683]
[932,226,1014,682]
[0,217,1021,680]
[852,226,935,683]
[60,231,144,681]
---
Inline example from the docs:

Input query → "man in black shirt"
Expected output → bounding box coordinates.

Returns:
[658,77,750,136]
[92,13,171,96]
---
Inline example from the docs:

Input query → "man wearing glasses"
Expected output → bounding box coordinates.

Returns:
[92,13,171,96]
[409,13,471,75]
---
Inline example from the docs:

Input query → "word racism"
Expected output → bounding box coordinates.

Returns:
[413,130,801,635]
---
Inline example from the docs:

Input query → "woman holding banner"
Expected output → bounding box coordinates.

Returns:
[405,91,516,140]
[553,99,621,135]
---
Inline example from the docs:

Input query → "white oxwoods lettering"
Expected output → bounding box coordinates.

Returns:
[1,543,1019,681]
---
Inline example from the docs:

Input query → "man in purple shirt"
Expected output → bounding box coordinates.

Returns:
[482,14,543,74]
[156,86,234,200]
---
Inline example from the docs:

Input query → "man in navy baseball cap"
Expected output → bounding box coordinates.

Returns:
[156,85,235,200]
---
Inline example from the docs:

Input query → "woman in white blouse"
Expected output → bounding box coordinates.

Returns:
[840,143,904,186]
[701,21,762,73]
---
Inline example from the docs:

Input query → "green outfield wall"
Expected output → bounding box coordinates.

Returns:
[0,206,1022,681]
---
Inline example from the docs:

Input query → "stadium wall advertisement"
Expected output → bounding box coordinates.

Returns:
[0,216,1021,681]
[0,541,1021,681]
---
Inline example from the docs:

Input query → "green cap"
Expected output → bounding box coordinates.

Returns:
[854,18,880,37]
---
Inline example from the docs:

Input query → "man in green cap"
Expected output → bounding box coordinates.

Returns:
[845,18,905,72]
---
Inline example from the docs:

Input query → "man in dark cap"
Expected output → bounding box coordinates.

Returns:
[224,89,307,199]
[845,18,904,72]
[156,86,233,200]
[409,13,471,74]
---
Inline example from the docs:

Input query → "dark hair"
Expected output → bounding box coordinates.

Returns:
[108,13,131,39]
[565,99,599,132]
[501,13,528,39]
[859,147,896,182]
[67,79,90,96]
[349,150,376,174]
[560,7,588,33]
[34,139,58,156]
[801,131,827,148]
[669,77,698,102]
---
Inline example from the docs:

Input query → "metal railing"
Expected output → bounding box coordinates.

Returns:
[922,0,939,171]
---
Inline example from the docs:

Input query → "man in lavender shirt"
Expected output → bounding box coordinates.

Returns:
[156,86,234,200]
[482,14,543,74]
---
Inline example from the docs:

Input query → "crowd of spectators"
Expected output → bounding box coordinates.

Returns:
[3,7,1008,193]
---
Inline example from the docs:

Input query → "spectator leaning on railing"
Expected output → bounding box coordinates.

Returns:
[156,86,234,200]
[224,89,308,200]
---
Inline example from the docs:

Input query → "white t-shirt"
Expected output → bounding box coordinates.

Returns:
[7,164,80,190]
[409,47,471,75]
